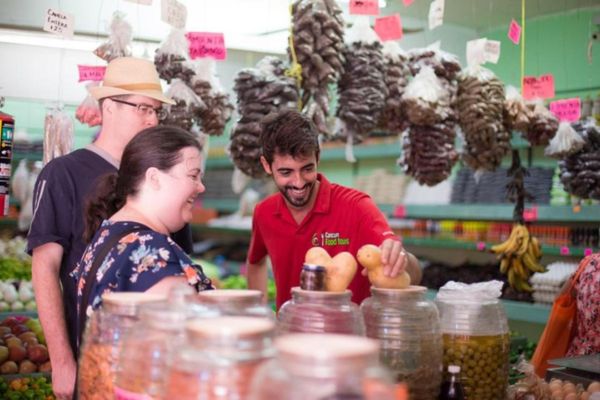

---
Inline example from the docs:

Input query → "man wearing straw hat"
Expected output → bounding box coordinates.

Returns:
[27,57,184,399]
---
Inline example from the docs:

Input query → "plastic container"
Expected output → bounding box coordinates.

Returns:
[277,287,365,335]
[249,333,397,400]
[165,316,276,399]
[195,289,274,319]
[77,292,166,400]
[435,281,510,400]
[361,286,443,400]
[113,287,218,399]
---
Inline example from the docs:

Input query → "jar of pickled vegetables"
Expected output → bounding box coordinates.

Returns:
[277,287,364,335]
[435,281,510,400]
[78,292,166,400]
[165,316,276,399]
[195,289,274,319]
[249,333,397,400]
[361,286,443,400]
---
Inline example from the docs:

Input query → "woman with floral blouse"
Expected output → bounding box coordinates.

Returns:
[72,126,213,348]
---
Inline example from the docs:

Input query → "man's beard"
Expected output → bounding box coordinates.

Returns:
[280,181,315,208]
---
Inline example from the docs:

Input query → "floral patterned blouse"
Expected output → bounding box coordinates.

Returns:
[567,253,600,356]
[72,220,213,333]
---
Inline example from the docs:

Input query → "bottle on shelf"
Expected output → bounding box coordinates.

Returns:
[438,365,465,400]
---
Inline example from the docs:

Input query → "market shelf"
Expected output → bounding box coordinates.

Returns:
[401,237,593,257]
[380,204,600,223]
[424,289,551,324]
[191,224,251,239]
[200,198,240,212]
[0,311,38,320]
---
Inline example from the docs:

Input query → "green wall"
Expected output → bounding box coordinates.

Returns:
[483,7,600,100]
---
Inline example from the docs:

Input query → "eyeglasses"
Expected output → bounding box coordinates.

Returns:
[110,98,167,120]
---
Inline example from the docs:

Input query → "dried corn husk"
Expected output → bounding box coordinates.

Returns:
[503,86,531,133]
[154,29,195,83]
[524,102,559,146]
[545,121,585,158]
[379,41,411,134]
[160,79,204,132]
[403,66,453,126]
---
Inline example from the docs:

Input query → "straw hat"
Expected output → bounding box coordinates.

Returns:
[89,57,175,104]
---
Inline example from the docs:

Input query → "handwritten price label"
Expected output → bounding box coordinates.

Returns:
[466,38,486,67]
[549,98,581,122]
[523,207,538,222]
[393,205,406,218]
[522,74,555,100]
[508,19,521,45]
[428,0,445,30]
[43,8,74,38]
[374,14,403,41]
[186,32,226,60]
[349,0,379,15]
[584,248,593,257]
[484,40,501,64]
[560,246,570,256]
[78,65,106,82]
[161,0,187,29]
[403,0,414,6]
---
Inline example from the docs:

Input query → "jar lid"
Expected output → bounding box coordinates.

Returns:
[186,316,275,340]
[196,289,262,304]
[102,292,166,316]
[302,264,327,272]
[371,285,426,295]
[291,287,351,297]
[275,333,378,361]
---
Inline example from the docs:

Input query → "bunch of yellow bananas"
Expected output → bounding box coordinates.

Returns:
[491,224,546,292]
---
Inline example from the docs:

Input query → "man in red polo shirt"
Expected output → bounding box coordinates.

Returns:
[247,109,421,309]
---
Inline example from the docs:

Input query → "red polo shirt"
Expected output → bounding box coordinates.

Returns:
[248,174,397,309]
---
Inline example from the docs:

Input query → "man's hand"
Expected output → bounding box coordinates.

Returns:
[379,238,408,277]
[52,356,76,400]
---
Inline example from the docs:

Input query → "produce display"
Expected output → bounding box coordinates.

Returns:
[0,376,55,400]
[356,244,410,289]
[154,29,195,84]
[524,102,559,146]
[160,79,203,132]
[93,11,132,62]
[0,282,35,312]
[75,83,102,127]
[290,0,345,134]
[229,57,299,178]
[43,109,73,165]
[302,247,357,292]
[558,121,600,200]
[503,86,531,133]
[219,275,276,303]
[336,18,387,143]
[545,122,586,158]
[0,238,32,282]
[379,42,411,134]
[0,316,49,375]
[491,224,545,292]
[457,66,511,171]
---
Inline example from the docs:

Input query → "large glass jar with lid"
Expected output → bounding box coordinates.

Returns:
[164,316,276,400]
[361,286,443,400]
[435,281,510,400]
[277,287,365,335]
[195,289,274,319]
[249,333,397,400]
[78,292,166,400]
[113,287,218,399]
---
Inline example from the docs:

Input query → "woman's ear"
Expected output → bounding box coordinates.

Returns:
[145,167,162,191]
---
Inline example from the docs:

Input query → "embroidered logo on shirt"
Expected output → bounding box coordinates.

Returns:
[314,232,350,247]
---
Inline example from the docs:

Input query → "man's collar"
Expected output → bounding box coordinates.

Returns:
[86,143,119,168]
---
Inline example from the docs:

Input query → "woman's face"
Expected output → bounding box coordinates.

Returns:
[158,146,205,232]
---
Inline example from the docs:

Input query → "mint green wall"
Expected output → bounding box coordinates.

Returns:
[483,7,600,100]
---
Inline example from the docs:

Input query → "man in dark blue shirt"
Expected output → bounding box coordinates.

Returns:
[27,57,185,399]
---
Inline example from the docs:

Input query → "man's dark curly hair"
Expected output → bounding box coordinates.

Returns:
[260,109,320,165]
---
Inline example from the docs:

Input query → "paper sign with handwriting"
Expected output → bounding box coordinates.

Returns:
[162,0,187,29]
[508,19,521,45]
[403,0,414,6]
[523,207,538,222]
[375,14,403,41]
[466,38,487,67]
[550,98,581,122]
[522,74,555,100]
[186,32,226,60]
[78,65,106,82]
[428,0,444,29]
[43,8,74,38]
[484,40,501,63]
[123,0,152,4]
[349,0,379,15]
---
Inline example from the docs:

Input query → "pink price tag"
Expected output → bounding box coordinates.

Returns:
[476,242,486,251]
[403,0,414,5]
[508,19,521,45]
[550,98,581,122]
[375,14,403,41]
[349,0,379,15]
[78,65,106,82]
[186,32,226,60]
[523,207,538,222]
[393,205,406,218]
[584,248,593,257]
[522,74,555,100]
[560,246,570,256]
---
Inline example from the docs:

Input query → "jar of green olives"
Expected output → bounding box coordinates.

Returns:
[435,281,509,400]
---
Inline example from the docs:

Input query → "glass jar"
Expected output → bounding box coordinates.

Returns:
[249,333,397,400]
[165,316,276,400]
[195,289,274,319]
[113,289,218,399]
[78,292,166,400]
[300,264,327,291]
[435,283,510,400]
[361,286,443,400]
[277,287,365,335]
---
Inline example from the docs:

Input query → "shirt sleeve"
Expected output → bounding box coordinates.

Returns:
[26,159,75,254]
[354,196,399,246]
[247,206,268,264]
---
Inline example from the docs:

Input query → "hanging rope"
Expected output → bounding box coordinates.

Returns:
[284,3,303,110]
[520,0,526,93]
